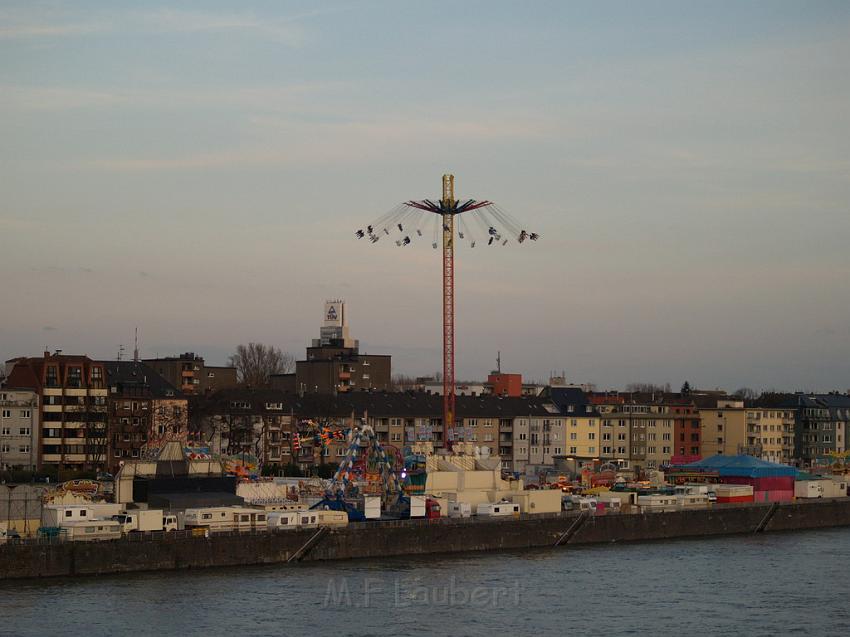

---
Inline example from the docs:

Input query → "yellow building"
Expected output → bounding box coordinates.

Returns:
[746,408,796,464]
[700,399,747,457]
[566,415,600,461]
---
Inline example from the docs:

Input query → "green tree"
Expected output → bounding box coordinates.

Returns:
[282,462,303,477]
[316,462,340,479]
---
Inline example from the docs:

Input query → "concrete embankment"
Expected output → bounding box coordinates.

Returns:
[2,499,850,580]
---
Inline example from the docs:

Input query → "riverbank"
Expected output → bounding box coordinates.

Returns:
[2,498,850,580]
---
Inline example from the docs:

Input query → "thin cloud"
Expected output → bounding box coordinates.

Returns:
[0,22,106,39]
[79,115,551,172]
[140,8,305,45]
[0,82,345,112]
[0,6,316,44]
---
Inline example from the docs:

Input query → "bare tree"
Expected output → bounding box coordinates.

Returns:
[228,343,294,387]
[391,373,418,391]
[733,387,758,401]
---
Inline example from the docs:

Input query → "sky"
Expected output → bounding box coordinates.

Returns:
[1,1,849,392]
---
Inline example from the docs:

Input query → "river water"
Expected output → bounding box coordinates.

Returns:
[2,528,849,636]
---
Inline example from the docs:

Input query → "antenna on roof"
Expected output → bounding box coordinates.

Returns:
[133,327,140,362]
[497,351,501,374]
[117,345,125,361]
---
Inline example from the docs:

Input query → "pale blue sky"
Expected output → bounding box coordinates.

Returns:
[1,1,849,391]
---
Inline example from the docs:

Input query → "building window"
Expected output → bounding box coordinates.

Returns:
[19,428,30,436]
[1,410,9,419]
[20,410,31,418]
[68,367,82,387]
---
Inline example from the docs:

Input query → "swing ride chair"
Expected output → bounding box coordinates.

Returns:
[354,175,540,450]
[328,424,404,510]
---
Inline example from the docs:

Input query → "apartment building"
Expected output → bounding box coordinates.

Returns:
[190,389,299,469]
[143,353,237,395]
[595,403,631,468]
[745,407,795,464]
[0,389,38,471]
[5,353,108,473]
[545,387,602,466]
[194,389,561,474]
[699,399,747,458]
[296,301,391,394]
[102,361,188,472]
[785,394,850,467]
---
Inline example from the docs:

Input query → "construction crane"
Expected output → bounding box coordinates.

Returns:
[356,174,539,448]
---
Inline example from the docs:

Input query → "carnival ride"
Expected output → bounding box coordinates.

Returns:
[311,423,406,520]
[356,174,539,447]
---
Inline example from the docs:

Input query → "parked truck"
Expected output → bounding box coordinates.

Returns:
[406,496,442,519]
[111,510,165,533]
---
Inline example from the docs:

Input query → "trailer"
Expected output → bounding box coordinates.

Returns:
[230,508,267,532]
[409,495,426,518]
[675,494,710,508]
[183,507,267,533]
[297,511,320,528]
[713,484,754,503]
[42,505,94,527]
[362,495,381,520]
[59,520,122,542]
[267,511,301,530]
[316,510,348,527]
[476,501,520,517]
[448,502,472,518]
[637,495,678,512]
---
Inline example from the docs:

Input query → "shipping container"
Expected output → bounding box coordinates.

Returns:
[448,502,472,518]
[754,490,794,503]
[794,481,823,499]
[476,502,520,517]
[822,480,847,498]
